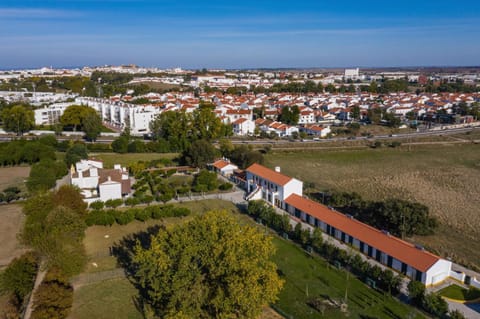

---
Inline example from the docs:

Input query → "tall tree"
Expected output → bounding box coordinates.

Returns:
[1,105,34,135]
[60,105,98,132]
[132,210,283,318]
[82,112,103,141]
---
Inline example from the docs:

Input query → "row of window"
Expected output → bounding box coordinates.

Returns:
[288,204,424,282]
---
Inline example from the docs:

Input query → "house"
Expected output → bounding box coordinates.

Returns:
[70,159,131,203]
[243,163,452,286]
[301,124,331,137]
[210,159,238,176]
[232,118,255,136]
[245,164,303,208]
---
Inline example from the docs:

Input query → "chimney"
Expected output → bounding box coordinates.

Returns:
[108,176,111,182]
[275,166,281,173]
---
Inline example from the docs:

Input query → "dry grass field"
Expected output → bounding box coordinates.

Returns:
[265,143,480,269]
[0,204,28,268]
[0,166,30,191]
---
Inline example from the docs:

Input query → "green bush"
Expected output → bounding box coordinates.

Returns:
[0,252,39,304]
[115,209,136,225]
[219,182,233,191]
[85,210,116,226]
[105,198,123,208]
[89,201,104,210]
[125,197,140,206]
[135,209,151,222]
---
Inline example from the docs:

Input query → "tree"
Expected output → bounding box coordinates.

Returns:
[82,112,102,141]
[182,139,217,168]
[407,280,425,306]
[31,269,73,319]
[60,105,98,132]
[27,159,60,192]
[0,252,38,305]
[192,170,218,192]
[64,143,88,167]
[132,210,284,318]
[1,105,34,135]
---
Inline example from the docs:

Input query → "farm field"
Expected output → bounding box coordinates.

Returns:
[70,200,421,319]
[265,143,480,269]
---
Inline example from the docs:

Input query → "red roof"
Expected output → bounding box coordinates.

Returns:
[284,194,440,272]
[246,163,292,187]
[212,159,230,170]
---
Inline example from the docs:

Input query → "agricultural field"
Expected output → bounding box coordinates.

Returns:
[265,142,480,269]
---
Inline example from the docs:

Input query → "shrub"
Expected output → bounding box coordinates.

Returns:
[105,198,123,208]
[0,252,39,305]
[85,210,115,226]
[89,201,104,210]
[219,182,233,191]
[125,197,141,206]
[135,209,151,222]
[31,270,73,319]
[115,209,136,225]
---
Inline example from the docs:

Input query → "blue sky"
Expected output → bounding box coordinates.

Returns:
[1,0,479,69]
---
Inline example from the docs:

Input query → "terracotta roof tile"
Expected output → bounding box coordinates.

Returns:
[284,194,440,272]
[246,163,292,187]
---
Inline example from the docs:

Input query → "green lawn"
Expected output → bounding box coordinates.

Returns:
[271,237,423,319]
[438,285,480,301]
[69,278,143,319]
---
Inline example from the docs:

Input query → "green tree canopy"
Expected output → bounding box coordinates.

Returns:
[132,210,284,318]
[64,143,88,167]
[182,139,217,168]
[60,105,99,132]
[1,105,34,135]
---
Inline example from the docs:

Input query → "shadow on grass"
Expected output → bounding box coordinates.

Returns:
[111,224,164,315]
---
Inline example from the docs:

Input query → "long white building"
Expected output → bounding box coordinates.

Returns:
[244,163,452,286]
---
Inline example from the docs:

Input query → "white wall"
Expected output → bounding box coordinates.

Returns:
[281,179,303,202]
[426,259,452,286]
[99,182,122,201]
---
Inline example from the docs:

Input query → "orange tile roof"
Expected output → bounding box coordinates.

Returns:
[246,163,292,187]
[212,159,230,170]
[284,194,440,272]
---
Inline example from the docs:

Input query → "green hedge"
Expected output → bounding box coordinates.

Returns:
[85,205,191,226]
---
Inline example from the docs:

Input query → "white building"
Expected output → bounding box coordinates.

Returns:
[344,68,360,81]
[232,118,255,136]
[34,102,76,125]
[210,159,238,176]
[70,159,131,203]
[245,164,303,209]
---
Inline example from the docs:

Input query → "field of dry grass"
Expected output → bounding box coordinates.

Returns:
[0,204,28,268]
[265,143,480,269]
[0,166,30,191]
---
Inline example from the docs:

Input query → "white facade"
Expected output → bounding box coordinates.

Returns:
[34,102,76,125]
[99,178,122,202]
[425,259,453,286]
[232,118,255,136]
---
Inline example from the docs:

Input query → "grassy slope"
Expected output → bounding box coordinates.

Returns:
[265,143,480,269]
[85,152,179,168]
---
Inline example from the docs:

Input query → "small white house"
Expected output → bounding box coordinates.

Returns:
[210,159,238,176]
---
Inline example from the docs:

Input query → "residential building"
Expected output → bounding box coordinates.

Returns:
[232,118,255,136]
[70,159,131,203]
[209,159,238,176]
[245,163,303,208]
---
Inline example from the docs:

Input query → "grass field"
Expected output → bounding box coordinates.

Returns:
[271,237,423,319]
[438,285,480,301]
[265,143,480,269]
[88,152,179,168]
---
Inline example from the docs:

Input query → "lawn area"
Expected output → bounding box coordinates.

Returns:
[83,200,239,273]
[265,143,480,270]
[271,237,423,319]
[69,278,143,319]
[88,152,179,168]
[438,285,480,301]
